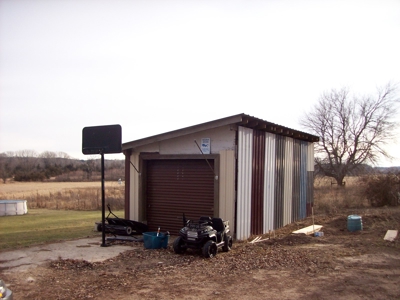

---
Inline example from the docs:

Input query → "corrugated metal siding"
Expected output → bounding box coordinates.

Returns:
[306,171,314,216]
[263,133,275,233]
[219,150,236,236]
[146,159,215,233]
[251,130,265,235]
[292,139,301,223]
[306,142,314,216]
[124,150,131,220]
[129,152,140,221]
[274,135,285,229]
[299,141,308,219]
[235,129,315,238]
[283,137,293,226]
[307,142,315,172]
[237,126,253,240]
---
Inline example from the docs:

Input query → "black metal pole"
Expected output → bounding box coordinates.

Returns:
[100,151,108,247]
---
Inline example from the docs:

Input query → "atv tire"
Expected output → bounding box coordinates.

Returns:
[222,235,232,252]
[173,236,187,254]
[202,240,218,258]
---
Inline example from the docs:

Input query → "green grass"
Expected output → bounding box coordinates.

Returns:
[0,209,124,251]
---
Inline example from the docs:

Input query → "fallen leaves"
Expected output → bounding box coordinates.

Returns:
[7,207,400,299]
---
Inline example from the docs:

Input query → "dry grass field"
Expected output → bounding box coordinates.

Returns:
[313,176,368,215]
[0,180,125,210]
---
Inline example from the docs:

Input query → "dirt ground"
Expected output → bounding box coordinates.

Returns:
[1,206,400,300]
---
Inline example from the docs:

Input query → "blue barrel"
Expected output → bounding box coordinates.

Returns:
[347,215,363,232]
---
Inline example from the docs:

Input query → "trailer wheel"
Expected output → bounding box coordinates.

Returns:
[203,240,217,258]
[125,226,132,235]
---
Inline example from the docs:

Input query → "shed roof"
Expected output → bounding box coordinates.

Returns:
[122,113,319,150]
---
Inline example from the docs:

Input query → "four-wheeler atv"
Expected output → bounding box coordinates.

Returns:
[173,214,233,258]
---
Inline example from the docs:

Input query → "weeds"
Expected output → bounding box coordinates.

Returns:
[28,187,124,210]
[313,176,367,215]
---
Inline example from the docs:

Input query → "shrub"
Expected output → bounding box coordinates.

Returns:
[359,172,400,207]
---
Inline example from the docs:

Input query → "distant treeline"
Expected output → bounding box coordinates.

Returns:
[0,150,124,183]
[314,163,400,178]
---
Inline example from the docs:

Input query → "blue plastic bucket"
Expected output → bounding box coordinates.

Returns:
[347,215,363,232]
[143,232,169,249]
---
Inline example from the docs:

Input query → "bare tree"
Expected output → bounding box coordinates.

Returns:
[39,151,57,159]
[57,152,71,159]
[0,153,14,183]
[301,83,400,186]
[15,149,39,169]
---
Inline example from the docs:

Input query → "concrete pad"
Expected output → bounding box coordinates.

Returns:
[0,237,138,274]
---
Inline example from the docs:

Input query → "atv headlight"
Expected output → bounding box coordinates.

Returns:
[187,231,198,240]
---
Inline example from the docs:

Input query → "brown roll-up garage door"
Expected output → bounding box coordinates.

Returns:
[146,159,215,234]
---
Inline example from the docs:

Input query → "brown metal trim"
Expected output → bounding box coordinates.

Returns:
[138,157,147,223]
[140,153,219,161]
[251,130,265,235]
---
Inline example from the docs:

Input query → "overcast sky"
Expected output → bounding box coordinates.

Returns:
[1,0,399,166]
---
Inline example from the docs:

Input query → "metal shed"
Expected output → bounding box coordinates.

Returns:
[122,113,318,240]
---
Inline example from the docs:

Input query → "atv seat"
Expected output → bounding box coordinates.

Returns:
[199,216,212,225]
[212,218,225,232]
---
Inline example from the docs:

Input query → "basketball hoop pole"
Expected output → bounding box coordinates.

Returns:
[100,150,108,247]
[81,124,122,247]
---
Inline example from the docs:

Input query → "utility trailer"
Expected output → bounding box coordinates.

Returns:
[96,204,148,236]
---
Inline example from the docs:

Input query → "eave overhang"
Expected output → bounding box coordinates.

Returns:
[122,113,319,151]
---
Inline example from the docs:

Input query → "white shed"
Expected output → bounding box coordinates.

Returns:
[122,114,318,240]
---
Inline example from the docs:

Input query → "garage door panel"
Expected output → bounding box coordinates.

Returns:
[146,159,215,233]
